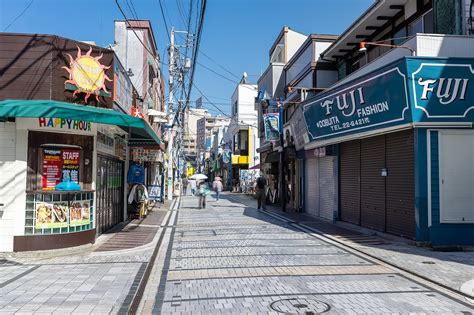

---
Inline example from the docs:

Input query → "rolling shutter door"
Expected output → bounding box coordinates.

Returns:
[305,158,319,216]
[386,130,415,238]
[319,156,336,221]
[360,136,386,231]
[340,140,360,224]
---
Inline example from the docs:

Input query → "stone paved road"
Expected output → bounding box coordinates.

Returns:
[0,204,172,315]
[144,193,473,314]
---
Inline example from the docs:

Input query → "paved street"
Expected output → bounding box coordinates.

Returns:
[0,195,473,314]
[141,193,474,314]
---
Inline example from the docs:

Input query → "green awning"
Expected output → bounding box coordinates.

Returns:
[0,100,160,145]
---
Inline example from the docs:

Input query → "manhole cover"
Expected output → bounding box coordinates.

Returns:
[270,298,330,314]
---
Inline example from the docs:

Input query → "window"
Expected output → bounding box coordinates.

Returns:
[337,62,346,80]
[233,130,249,156]
[270,37,285,63]
[393,27,408,45]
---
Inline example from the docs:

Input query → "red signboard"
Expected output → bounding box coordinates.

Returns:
[62,149,80,183]
[131,106,145,119]
[42,149,62,190]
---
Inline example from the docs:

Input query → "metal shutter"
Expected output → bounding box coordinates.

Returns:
[305,158,319,216]
[360,136,386,231]
[340,141,360,224]
[386,130,415,238]
[319,156,337,221]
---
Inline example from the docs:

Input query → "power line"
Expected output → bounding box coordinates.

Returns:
[3,0,34,32]
[114,0,157,57]
[199,50,240,80]
[157,0,171,42]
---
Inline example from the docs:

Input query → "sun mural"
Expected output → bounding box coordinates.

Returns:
[62,46,112,103]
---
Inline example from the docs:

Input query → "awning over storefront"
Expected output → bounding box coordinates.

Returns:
[265,151,279,163]
[0,100,160,145]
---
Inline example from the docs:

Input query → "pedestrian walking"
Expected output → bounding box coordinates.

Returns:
[255,175,267,210]
[212,177,223,201]
[189,179,197,195]
[198,180,209,209]
[182,177,189,196]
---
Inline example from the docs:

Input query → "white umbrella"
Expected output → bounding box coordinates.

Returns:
[190,173,208,180]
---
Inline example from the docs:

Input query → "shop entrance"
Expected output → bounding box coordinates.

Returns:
[339,130,415,238]
[96,155,124,235]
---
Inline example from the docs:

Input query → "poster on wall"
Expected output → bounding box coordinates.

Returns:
[61,150,80,183]
[35,202,68,229]
[263,113,280,141]
[69,200,91,226]
[42,149,62,190]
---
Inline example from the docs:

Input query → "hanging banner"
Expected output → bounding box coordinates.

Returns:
[61,150,80,183]
[263,113,280,141]
[222,149,231,164]
[42,149,62,190]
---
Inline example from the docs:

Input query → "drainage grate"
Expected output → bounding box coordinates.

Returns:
[270,298,330,314]
[422,261,436,264]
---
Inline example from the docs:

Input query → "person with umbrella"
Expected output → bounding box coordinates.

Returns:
[212,176,223,201]
[190,174,209,208]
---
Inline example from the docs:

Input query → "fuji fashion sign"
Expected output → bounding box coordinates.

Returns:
[410,60,474,120]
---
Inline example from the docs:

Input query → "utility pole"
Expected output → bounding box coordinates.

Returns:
[167,27,175,200]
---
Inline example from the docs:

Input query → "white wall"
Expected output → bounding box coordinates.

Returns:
[237,84,258,126]
[314,41,333,60]
[0,122,27,252]
[286,30,308,62]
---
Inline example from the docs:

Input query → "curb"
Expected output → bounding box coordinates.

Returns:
[125,196,179,315]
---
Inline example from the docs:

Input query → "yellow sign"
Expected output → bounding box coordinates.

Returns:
[72,56,105,92]
[63,46,112,102]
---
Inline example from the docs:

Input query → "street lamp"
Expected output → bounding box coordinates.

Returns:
[359,41,416,56]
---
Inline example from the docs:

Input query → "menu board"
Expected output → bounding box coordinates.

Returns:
[42,148,81,190]
[42,149,62,190]
[69,200,91,226]
[35,202,68,229]
[62,149,80,183]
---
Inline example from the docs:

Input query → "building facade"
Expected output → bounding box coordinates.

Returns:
[0,33,161,252]
[300,0,474,246]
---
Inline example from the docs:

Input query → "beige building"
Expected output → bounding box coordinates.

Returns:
[184,108,209,160]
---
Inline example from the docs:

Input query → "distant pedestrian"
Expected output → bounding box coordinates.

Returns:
[255,175,267,210]
[212,177,223,201]
[182,177,189,196]
[189,179,197,195]
[198,181,208,209]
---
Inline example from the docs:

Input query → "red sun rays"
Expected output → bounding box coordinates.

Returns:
[62,46,112,103]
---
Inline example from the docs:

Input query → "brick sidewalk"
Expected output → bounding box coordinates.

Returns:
[94,200,171,252]
[230,193,474,300]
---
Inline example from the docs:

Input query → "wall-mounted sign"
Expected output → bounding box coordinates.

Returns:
[63,46,112,102]
[132,106,145,119]
[42,149,62,190]
[263,113,280,141]
[303,61,411,141]
[38,117,92,132]
[61,149,80,183]
[408,58,474,121]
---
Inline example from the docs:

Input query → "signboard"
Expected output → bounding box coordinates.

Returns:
[263,113,280,141]
[35,202,68,229]
[408,58,474,122]
[63,46,112,102]
[69,200,91,226]
[148,185,162,201]
[62,150,80,183]
[42,149,62,190]
[38,117,92,132]
[303,62,411,141]
[132,107,145,119]
[222,149,231,164]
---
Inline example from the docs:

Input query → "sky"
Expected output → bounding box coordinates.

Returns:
[0,0,373,115]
